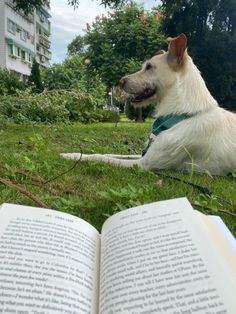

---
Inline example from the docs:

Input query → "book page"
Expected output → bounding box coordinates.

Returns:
[99,198,236,314]
[0,203,100,314]
[195,212,236,278]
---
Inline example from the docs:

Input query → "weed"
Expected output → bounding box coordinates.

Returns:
[99,184,164,217]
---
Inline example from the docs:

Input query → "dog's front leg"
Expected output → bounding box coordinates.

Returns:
[61,153,141,168]
[138,134,190,171]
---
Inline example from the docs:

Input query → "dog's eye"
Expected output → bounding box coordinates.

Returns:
[146,63,152,70]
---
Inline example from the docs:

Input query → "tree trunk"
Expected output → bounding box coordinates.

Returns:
[135,107,143,122]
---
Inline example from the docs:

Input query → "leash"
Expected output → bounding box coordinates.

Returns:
[152,170,236,209]
[152,170,212,195]
[143,114,236,210]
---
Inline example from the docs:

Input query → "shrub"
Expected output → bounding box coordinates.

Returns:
[0,89,118,124]
[0,68,24,95]
[125,102,155,122]
[97,108,120,123]
[41,55,107,106]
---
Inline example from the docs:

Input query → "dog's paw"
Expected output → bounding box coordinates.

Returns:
[60,153,83,160]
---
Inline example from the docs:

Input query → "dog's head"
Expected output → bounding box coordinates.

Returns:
[119,34,188,107]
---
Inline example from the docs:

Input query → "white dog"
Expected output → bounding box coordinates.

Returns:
[61,34,236,175]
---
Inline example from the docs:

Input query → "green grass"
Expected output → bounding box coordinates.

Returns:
[0,122,236,235]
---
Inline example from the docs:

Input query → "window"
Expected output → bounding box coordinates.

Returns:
[21,50,26,60]
[28,54,32,62]
[16,46,21,57]
[20,30,27,42]
[7,19,16,34]
[36,25,42,34]
[8,44,14,55]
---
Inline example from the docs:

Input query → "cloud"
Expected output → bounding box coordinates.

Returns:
[50,0,110,63]
[50,0,158,63]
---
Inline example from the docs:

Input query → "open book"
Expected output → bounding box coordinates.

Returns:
[0,198,235,313]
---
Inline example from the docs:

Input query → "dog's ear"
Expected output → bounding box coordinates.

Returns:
[167,34,187,67]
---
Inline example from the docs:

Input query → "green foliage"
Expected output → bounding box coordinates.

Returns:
[0,55,109,124]
[12,0,48,14]
[97,108,120,122]
[98,184,156,215]
[160,0,236,110]
[230,169,236,178]
[28,59,43,93]
[0,90,115,124]
[13,0,131,14]
[67,35,86,56]
[194,194,224,214]
[125,102,155,122]
[74,3,164,87]
[194,31,236,110]
[124,58,143,74]
[0,68,24,95]
[41,55,107,104]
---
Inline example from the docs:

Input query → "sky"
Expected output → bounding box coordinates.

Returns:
[50,0,158,63]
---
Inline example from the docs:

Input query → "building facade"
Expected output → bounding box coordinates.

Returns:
[0,0,51,80]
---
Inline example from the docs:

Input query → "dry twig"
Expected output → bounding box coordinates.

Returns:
[0,177,48,208]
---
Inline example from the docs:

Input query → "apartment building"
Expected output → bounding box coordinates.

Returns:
[0,0,51,81]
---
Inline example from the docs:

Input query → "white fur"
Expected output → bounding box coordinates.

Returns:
[61,36,236,175]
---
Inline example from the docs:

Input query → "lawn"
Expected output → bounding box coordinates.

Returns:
[0,121,235,235]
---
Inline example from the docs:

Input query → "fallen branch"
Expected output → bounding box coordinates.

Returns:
[0,164,43,183]
[15,169,44,183]
[0,177,48,208]
[193,203,236,218]
[218,208,236,218]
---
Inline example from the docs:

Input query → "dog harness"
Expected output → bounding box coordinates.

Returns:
[142,113,193,156]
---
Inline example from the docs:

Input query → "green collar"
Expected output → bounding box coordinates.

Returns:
[142,113,193,156]
[152,113,192,136]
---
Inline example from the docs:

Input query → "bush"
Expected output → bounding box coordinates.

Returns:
[98,108,120,122]
[0,69,24,95]
[125,102,155,122]
[0,90,118,124]
[41,55,107,106]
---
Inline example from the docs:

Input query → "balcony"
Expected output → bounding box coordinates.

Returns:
[38,35,51,49]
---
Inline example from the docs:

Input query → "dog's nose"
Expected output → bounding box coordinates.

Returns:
[119,78,126,89]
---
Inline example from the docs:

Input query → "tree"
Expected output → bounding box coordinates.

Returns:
[81,4,164,87]
[12,0,132,13]
[13,0,47,13]
[67,4,164,121]
[41,55,107,104]
[28,59,43,92]
[160,0,236,110]
[161,0,218,39]
[67,35,86,56]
